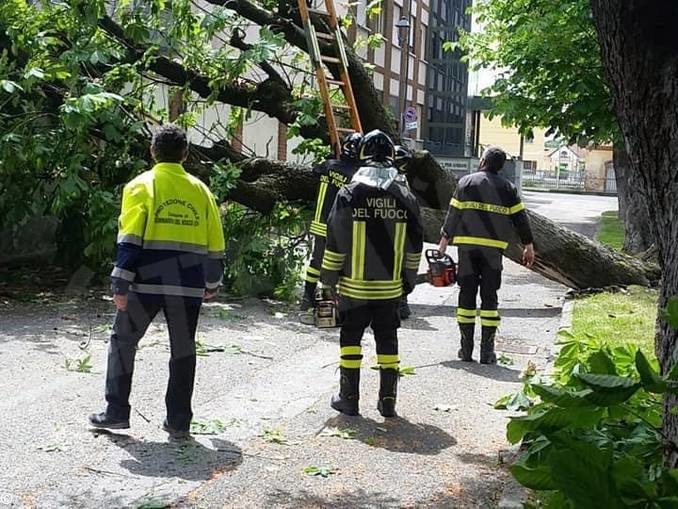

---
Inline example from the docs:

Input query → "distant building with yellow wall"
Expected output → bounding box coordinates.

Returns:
[476,113,549,172]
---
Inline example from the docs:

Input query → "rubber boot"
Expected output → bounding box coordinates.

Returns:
[299,282,317,311]
[330,367,360,415]
[458,323,475,362]
[480,327,498,365]
[398,296,411,320]
[377,368,399,418]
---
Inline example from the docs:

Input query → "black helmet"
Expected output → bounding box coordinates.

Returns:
[394,145,412,173]
[340,132,363,161]
[357,129,395,165]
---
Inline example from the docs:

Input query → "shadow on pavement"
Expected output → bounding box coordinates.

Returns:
[98,431,242,480]
[265,488,399,508]
[323,414,456,455]
[440,360,522,383]
[264,471,512,508]
[408,303,562,319]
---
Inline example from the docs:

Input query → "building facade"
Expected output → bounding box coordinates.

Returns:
[236,1,473,161]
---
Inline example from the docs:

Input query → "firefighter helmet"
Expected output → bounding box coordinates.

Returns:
[358,129,395,165]
[394,145,412,173]
[340,132,363,161]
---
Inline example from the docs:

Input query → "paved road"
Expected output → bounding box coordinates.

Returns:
[523,191,618,238]
[0,192,617,508]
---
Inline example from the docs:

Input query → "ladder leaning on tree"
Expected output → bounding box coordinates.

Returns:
[297,0,363,155]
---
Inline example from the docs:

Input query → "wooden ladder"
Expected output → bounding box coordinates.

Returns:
[297,0,363,156]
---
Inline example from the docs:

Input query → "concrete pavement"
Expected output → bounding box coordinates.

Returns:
[0,192,616,508]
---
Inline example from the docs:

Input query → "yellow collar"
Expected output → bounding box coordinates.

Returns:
[153,162,186,174]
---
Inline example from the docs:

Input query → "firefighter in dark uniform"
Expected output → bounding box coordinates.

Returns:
[438,146,535,364]
[300,132,363,310]
[321,130,424,417]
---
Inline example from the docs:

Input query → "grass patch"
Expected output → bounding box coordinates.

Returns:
[597,210,625,250]
[571,286,657,353]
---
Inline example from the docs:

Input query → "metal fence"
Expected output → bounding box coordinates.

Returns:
[523,170,617,195]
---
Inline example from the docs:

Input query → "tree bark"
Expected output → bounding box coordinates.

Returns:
[195,143,660,289]
[0,10,661,291]
[613,144,654,254]
[590,0,678,467]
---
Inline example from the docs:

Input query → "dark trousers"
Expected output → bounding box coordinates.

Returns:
[339,299,401,370]
[304,235,326,289]
[105,293,201,430]
[456,246,503,331]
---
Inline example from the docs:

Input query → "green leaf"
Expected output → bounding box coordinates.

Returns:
[667,362,678,381]
[0,79,23,94]
[547,442,621,509]
[494,390,532,411]
[660,296,678,330]
[507,406,603,444]
[510,461,556,490]
[190,418,227,435]
[587,350,617,375]
[635,350,667,393]
[531,384,594,408]
[575,372,642,404]
[303,465,335,477]
[576,372,640,391]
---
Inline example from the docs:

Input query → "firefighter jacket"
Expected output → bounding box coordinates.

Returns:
[111,162,226,302]
[441,170,533,250]
[321,166,424,301]
[310,158,359,238]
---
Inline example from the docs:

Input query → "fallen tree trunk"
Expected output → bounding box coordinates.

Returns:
[0,7,660,290]
[199,144,660,289]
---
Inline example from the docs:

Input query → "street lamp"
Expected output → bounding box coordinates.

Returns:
[395,14,412,141]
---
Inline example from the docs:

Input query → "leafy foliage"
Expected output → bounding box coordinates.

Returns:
[0,0,327,298]
[64,353,93,373]
[457,0,617,144]
[502,331,678,507]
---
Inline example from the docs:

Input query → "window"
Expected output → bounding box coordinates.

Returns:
[523,160,537,172]
[392,5,402,46]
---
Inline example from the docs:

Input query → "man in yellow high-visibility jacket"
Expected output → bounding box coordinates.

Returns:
[89,125,225,438]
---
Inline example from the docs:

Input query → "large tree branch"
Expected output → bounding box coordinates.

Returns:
[206,0,399,138]
[98,15,329,140]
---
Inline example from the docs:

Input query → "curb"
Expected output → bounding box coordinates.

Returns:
[558,298,575,333]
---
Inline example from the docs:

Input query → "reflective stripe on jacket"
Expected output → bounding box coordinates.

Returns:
[310,158,359,238]
[441,170,533,250]
[321,166,424,301]
[111,162,226,299]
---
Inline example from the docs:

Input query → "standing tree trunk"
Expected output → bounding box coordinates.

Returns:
[613,144,654,254]
[613,144,627,220]
[590,0,678,467]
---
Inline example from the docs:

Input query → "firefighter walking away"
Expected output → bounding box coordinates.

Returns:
[321,130,423,417]
[300,132,363,311]
[438,146,534,364]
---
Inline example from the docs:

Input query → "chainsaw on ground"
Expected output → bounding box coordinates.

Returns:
[426,249,456,287]
[314,285,340,328]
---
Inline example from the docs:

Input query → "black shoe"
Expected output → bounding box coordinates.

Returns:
[88,412,130,430]
[458,324,475,362]
[377,368,399,418]
[330,367,360,416]
[163,419,191,439]
[299,283,317,311]
[398,298,411,320]
[480,327,498,365]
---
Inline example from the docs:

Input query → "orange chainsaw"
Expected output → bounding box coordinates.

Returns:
[426,249,456,287]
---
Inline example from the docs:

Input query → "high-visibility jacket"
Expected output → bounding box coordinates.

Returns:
[111,162,226,301]
[309,158,359,238]
[321,166,424,301]
[441,170,533,249]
